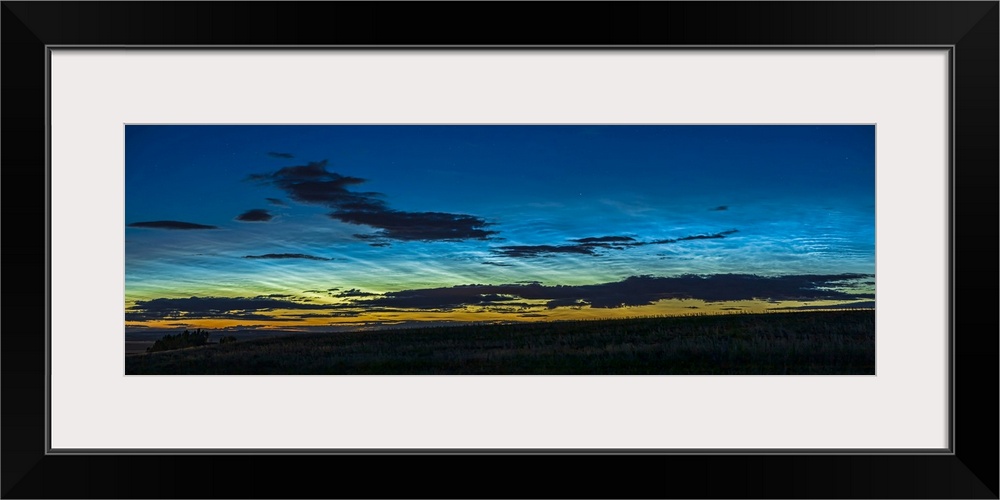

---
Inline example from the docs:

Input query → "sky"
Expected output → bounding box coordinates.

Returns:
[125,125,875,333]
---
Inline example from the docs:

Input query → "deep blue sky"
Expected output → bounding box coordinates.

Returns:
[125,125,875,331]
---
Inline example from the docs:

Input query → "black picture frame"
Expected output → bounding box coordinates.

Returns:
[3,2,996,498]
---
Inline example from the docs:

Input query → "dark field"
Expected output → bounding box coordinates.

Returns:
[124,310,875,375]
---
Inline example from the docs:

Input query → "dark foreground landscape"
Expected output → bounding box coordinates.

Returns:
[125,310,874,375]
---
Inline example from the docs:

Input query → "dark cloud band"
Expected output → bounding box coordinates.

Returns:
[250,160,496,242]
[125,273,873,323]
[128,220,218,230]
[344,273,872,311]
[125,295,331,321]
[330,209,497,242]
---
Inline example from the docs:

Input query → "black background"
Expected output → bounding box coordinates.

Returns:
[3,2,997,498]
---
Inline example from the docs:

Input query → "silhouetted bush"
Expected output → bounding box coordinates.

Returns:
[219,335,238,344]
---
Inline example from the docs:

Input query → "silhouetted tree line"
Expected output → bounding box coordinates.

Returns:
[147,329,211,353]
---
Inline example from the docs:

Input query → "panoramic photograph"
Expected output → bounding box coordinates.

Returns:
[124,125,875,375]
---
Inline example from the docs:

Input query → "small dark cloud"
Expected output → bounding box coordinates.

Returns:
[248,160,385,210]
[823,275,875,286]
[479,308,519,314]
[675,229,739,242]
[267,152,295,159]
[494,244,598,258]
[710,205,728,211]
[486,302,537,309]
[482,261,514,267]
[327,311,364,318]
[335,289,380,298]
[236,209,274,222]
[545,298,590,309]
[646,229,739,245]
[290,312,362,319]
[477,294,519,303]
[128,220,218,230]
[569,236,636,244]
[510,235,640,256]
[770,301,876,311]
[244,253,332,261]
[266,197,287,206]
[217,324,268,331]
[354,234,392,248]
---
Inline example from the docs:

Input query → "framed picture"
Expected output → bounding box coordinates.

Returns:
[121,122,878,377]
[4,2,996,498]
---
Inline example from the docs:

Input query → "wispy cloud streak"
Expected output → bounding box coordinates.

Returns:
[243,253,332,261]
[494,230,739,258]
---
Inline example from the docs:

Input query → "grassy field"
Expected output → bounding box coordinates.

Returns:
[124,310,875,375]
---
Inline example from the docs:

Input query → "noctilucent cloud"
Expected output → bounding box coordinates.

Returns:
[125,125,875,332]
